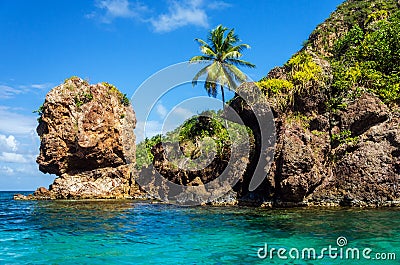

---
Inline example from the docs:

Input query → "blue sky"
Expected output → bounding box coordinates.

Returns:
[0,0,343,190]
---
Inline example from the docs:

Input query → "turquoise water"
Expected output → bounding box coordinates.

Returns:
[0,191,399,264]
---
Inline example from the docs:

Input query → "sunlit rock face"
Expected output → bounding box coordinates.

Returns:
[35,77,139,199]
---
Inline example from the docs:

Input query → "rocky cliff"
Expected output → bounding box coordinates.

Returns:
[17,77,141,199]
[230,0,400,207]
[139,0,400,207]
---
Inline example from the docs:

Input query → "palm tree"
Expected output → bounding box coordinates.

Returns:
[189,25,255,110]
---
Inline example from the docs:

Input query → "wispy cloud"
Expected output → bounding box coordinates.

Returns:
[1,83,52,99]
[88,0,230,32]
[172,106,194,119]
[156,102,168,118]
[0,152,29,163]
[0,106,37,135]
[30,83,53,89]
[135,120,164,142]
[207,1,231,10]
[0,85,23,99]
[0,166,14,175]
[151,0,209,32]
[98,0,134,17]
[88,0,149,23]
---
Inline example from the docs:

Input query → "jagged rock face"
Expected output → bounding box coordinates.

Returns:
[138,139,249,205]
[310,97,400,206]
[49,165,134,199]
[337,93,389,136]
[226,83,399,207]
[274,120,330,203]
[35,78,137,199]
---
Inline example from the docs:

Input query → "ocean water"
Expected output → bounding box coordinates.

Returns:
[0,191,399,265]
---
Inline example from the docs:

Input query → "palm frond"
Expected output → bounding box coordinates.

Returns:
[225,64,248,83]
[192,64,211,86]
[189,55,213,63]
[209,25,227,53]
[222,29,240,51]
[205,75,218,97]
[226,58,255,68]
[223,50,242,60]
[200,46,217,57]
[228,43,250,53]
[191,24,255,99]
[221,65,238,91]
[195,38,212,49]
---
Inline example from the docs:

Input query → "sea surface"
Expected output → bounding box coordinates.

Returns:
[0,191,399,265]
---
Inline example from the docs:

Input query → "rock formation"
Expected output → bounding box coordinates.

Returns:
[138,0,400,207]
[16,0,400,207]
[17,77,140,199]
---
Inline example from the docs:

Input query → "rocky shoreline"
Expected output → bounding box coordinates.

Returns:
[16,73,400,208]
[16,0,400,207]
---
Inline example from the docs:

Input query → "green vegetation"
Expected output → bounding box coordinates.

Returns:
[190,25,255,109]
[330,10,400,106]
[286,52,322,87]
[33,104,44,122]
[102,82,130,106]
[308,0,398,53]
[331,130,359,146]
[257,79,294,96]
[257,51,323,111]
[259,1,400,112]
[178,113,230,157]
[74,92,93,108]
[135,110,252,169]
[136,134,163,169]
[285,112,311,129]
[335,0,397,29]
[121,94,130,106]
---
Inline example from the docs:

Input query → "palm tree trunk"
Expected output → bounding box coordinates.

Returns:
[221,85,225,110]
[221,85,228,128]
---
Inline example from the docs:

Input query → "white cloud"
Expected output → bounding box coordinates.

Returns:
[0,85,22,99]
[162,106,194,132]
[89,0,148,23]
[156,102,168,118]
[0,152,29,163]
[0,106,37,135]
[172,106,194,119]
[0,134,18,151]
[98,0,134,17]
[207,1,231,10]
[151,0,209,32]
[88,0,230,32]
[135,120,165,142]
[0,166,14,175]
[30,83,53,89]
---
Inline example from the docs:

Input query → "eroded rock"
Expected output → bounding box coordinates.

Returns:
[24,77,139,200]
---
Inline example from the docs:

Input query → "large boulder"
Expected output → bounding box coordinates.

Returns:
[33,77,138,199]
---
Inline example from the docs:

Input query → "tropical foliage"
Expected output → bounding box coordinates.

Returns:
[135,110,252,169]
[331,10,400,105]
[259,1,400,111]
[257,51,323,111]
[189,25,255,108]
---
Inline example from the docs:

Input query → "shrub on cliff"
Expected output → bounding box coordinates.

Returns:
[330,10,400,105]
